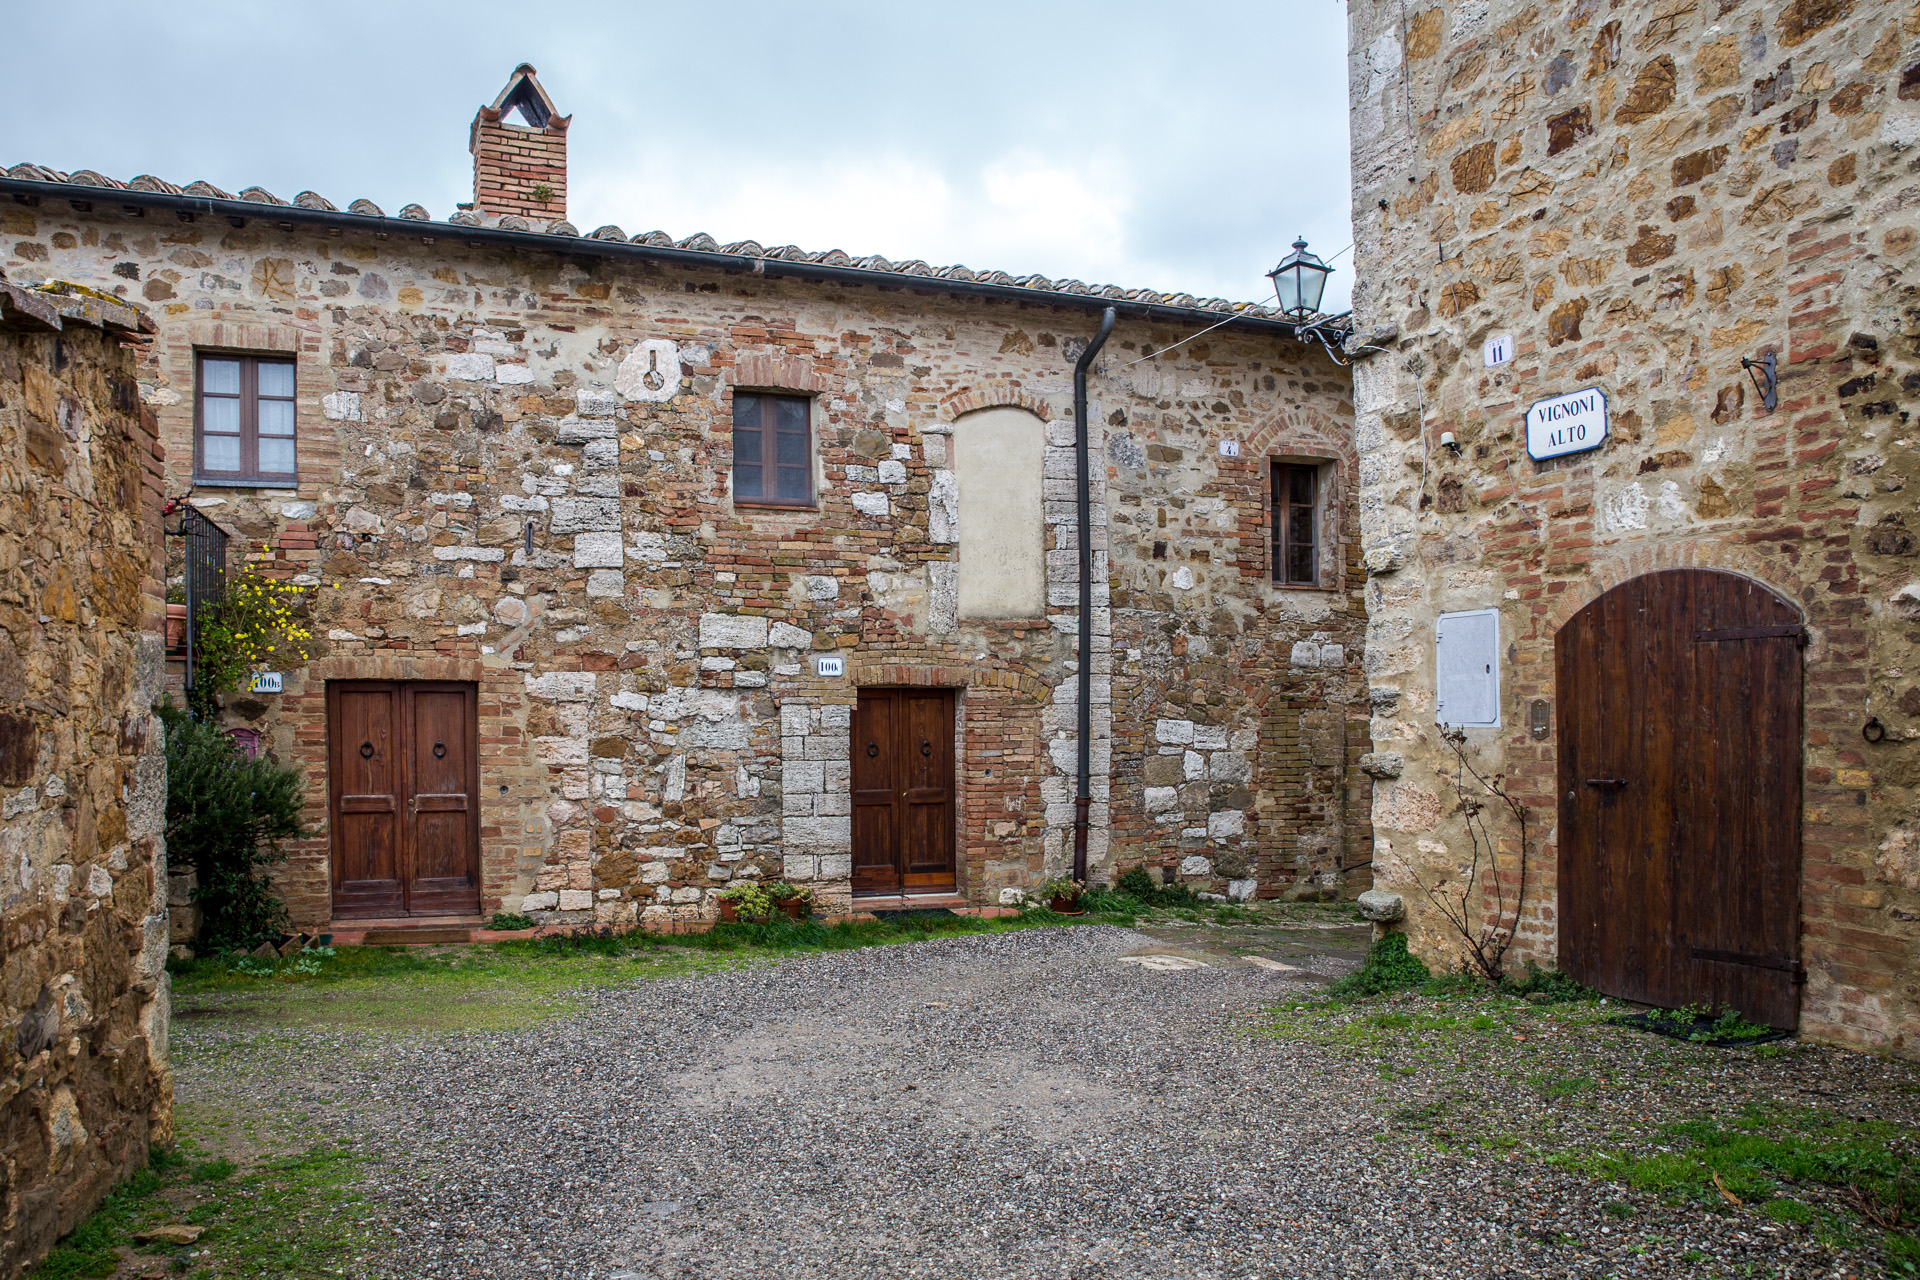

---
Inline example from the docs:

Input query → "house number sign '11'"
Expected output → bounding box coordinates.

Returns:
[1524,386,1609,462]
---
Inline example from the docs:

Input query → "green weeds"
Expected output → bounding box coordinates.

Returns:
[30,1142,382,1279]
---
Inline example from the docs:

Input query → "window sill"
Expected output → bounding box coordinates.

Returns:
[733,499,818,511]
[193,476,302,490]
[1268,581,1338,593]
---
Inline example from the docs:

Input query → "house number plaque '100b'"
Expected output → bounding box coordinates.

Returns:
[1524,386,1609,462]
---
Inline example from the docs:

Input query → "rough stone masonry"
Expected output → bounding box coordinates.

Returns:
[0,278,171,1280]
[1346,0,1920,1052]
[0,66,1371,930]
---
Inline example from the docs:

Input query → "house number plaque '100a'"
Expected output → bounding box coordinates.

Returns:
[1525,386,1609,461]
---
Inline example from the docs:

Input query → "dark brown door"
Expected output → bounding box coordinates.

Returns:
[851,689,956,895]
[1556,570,1803,1028]
[328,681,481,918]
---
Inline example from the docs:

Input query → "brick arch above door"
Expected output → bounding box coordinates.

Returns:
[937,381,1056,423]
[1537,540,1815,642]
[849,658,1050,702]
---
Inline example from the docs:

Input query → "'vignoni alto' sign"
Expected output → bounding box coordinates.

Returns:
[1524,386,1609,461]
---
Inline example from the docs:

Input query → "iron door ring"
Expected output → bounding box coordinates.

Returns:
[921,739,932,756]
[360,741,375,759]
[867,741,880,758]
[434,741,447,759]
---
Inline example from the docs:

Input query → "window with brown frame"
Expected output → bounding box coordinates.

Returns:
[1272,461,1319,587]
[731,392,813,506]
[195,352,297,484]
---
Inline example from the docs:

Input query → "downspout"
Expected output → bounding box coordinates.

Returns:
[1073,306,1117,884]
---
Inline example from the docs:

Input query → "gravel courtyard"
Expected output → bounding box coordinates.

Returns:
[169,921,1916,1280]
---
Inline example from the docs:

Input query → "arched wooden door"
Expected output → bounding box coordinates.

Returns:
[1556,570,1804,1028]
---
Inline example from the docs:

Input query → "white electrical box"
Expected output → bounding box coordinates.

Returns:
[1435,610,1500,728]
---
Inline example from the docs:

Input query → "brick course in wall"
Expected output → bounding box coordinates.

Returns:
[1346,0,1920,1052]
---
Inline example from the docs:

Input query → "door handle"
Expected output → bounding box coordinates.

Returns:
[1585,777,1629,788]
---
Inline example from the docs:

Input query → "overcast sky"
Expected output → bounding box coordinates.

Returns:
[8,1,1354,312]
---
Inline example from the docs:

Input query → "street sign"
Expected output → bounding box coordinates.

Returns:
[1524,386,1608,461]
[1483,333,1514,367]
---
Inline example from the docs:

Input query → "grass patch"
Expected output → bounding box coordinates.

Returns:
[1326,932,1430,999]
[30,1142,383,1279]
[168,908,1111,1033]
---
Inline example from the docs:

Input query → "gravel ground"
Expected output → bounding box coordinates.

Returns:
[174,924,1908,1279]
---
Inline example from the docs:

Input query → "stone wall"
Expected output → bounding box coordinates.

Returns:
[0,201,1364,924]
[0,280,170,1279]
[1346,0,1920,1049]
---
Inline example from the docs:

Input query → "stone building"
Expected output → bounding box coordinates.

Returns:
[0,278,172,1279]
[1,66,1368,931]
[1346,0,1920,1050]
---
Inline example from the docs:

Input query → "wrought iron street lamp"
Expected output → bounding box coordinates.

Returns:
[1267,237,1332,320]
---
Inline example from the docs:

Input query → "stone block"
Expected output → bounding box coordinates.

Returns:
[768,621,813,649]
[1143,755,1185,786]
[432,545,506,562]
[1183,750,1205,780]
[585,569,626,597]
[555,416,619,444]
[1227,878,1257,902]
[521,890,559,911]
[852,491,890,517]
[526,672,597,702]
[1144,786,1179,813]
[447,352,495,381]
[699,613,769,649]
[1289,641,1321,669]
[1154,718,1194,744]
[1179,855,1213,877]
[573,533,624,568]
[817,853,852,879]
[1359,752,1404,779]
[1207,752,1251,784]
[783,854,819,881]
[551,497,623,534]
[1207,810,1245,839]
[1357,890,1406,922]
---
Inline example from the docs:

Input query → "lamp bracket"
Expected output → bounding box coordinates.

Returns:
[1741,351,1778,412]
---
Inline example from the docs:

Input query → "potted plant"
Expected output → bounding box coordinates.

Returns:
[1038,876,1086,915]
[717,881,775,923]
[767,881,814,920]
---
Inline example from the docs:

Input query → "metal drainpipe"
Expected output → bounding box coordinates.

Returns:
[1072,306,1117,884]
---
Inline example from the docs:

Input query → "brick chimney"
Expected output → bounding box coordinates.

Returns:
[469,64,570,222]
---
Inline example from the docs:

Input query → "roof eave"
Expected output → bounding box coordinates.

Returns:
[0,176,1310,341]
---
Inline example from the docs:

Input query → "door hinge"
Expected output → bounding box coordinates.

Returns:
[1694,624,1807,647]
[1691,946,1807,983]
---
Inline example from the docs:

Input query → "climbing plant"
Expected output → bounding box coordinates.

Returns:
[189,552,312,720]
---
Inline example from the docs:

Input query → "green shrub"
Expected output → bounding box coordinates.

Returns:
[489,912,535,931]
[1115,865,1202,909]
[159,699,308,951]
[1327,931,1431,999]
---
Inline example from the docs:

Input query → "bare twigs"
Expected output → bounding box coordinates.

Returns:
[1395,727,1532,981]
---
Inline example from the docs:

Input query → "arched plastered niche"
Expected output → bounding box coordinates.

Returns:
[953,406,1047,619]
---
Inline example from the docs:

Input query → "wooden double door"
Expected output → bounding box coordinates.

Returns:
[851,689,957,896]
[327,681,481,919]
[1556,570,1804,1028]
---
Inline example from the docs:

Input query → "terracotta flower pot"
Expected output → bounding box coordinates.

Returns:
[778,897,810,920]
[718,899,739,923]
[166,603,187,651]
[1050,894,1084,915]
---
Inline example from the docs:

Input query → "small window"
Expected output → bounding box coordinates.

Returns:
[1272,461,1318,586]
[195,353,297,484]
[732,392,812,506]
